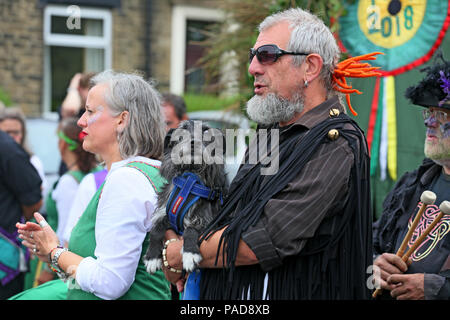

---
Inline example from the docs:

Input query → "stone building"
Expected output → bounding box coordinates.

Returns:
[0,0,224,116]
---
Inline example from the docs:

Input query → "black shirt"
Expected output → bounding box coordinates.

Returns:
[0,131,42,233]
[242,96,361,271]
[394,169,450,274]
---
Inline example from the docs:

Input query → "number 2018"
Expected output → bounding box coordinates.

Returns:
[368,5,414,37]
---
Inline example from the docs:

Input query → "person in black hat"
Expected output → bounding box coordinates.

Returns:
[373,54,450,300]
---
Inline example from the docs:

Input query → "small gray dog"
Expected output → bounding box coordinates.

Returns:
[144,120,228,273]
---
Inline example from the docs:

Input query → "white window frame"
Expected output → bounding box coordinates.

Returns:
[170,6,224,95]
[42,5,112,116]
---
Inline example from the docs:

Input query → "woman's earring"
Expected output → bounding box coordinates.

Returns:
[304,80,309,88]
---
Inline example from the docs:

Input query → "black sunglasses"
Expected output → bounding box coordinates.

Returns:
[249,44,309,65]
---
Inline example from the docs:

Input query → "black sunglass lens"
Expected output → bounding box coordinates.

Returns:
[249,45,281,64]
[257,46,278,63]
[249,49,256,64]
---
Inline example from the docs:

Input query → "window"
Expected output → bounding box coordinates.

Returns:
[185,20,216,93]
[43,5,112,114]
[170,6,224,96]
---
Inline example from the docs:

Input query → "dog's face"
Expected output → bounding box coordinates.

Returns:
[145,120,229,274]
[161,120,227,189]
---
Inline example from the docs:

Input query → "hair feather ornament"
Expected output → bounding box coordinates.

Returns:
[333,52,384,116]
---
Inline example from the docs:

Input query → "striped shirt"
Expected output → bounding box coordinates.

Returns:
[240,96,366,272]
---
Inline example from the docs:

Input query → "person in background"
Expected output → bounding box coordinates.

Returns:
[161,93,188,131]
[50,117,99,243]
[58,72,96,177]
[0,107,47,198]
[373,54,450,300]
[0,127,42,299]
[60,72,96,119]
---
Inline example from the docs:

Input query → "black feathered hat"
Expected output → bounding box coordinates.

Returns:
[405,52,450,110]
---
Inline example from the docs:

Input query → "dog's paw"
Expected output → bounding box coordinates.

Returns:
[182,252,202,272]
[145,258,162,274]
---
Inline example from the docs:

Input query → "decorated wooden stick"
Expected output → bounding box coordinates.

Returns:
[397,191,437,257]
[401,201,450,262]
[372,191,436,298]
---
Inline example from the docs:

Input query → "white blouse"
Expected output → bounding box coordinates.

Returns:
[30,154,47,193]
[51,173,79,246]
[75,156,160,300]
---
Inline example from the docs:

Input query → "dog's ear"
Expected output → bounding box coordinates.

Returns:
[164,128,175,150]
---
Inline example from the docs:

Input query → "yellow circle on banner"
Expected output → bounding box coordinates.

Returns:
[358,0,427,49]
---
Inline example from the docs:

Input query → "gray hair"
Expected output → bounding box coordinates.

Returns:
[259,8,340,95]
[91,70,166,160]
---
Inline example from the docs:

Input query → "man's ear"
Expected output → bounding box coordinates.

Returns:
[117,110,129,133]
[304,53,323,83]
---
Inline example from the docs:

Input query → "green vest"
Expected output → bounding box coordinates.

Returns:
[45,169,100,231]
[67,161,171,300]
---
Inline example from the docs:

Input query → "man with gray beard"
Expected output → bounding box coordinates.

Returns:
[373,55,450,300]
[163,8,378,299]
[246,92,305,125]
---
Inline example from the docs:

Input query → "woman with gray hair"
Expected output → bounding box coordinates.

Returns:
[13,70,171,300]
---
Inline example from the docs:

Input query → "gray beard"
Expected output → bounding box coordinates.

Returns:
[246,92,305,125]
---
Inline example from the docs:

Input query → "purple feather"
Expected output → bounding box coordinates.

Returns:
[439,70,450,106]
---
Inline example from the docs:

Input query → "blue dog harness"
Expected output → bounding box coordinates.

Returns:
[166,172,223,235]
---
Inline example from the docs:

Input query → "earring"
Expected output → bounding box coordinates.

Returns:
[304,80,309,88]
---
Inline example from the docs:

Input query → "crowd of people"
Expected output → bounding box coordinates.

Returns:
[0,7,448,300]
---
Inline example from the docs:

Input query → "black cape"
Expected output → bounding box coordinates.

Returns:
[199,114,372,300]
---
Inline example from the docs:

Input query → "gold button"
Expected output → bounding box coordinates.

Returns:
[328,129,339,140]
[329,108,340,117]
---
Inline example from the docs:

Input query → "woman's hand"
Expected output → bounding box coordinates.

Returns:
[17,212,59,263]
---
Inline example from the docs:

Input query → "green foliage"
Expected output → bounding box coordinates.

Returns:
[183,93,241,113]
[0,87,12,107]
